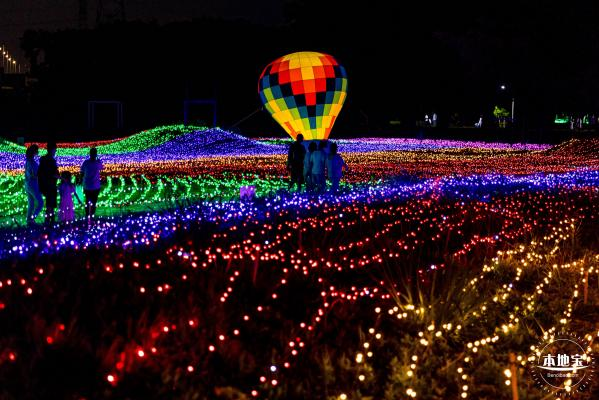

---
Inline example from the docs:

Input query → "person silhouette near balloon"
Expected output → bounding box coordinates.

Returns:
[287,134,306,191]
[310,141,328,193]
[304,141,317,191]
[326,142,348,194]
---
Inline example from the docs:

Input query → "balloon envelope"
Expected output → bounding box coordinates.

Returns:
[258,51,347,141]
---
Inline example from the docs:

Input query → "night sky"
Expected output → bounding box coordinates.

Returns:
[0,0,286,59]
[3,2,597,69]
[3,1,582,57]
[3,1,598,70]
[2,1,599,138]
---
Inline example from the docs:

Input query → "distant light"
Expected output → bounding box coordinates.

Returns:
[500,85,506,90]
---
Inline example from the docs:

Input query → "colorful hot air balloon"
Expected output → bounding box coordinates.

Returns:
[258,51,347,141]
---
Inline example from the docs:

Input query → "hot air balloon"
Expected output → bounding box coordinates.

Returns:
[258,51,347,141]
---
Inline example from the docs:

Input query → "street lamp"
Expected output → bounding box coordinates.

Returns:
[499,84,515,123]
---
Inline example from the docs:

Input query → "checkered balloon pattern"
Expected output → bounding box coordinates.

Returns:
[258,51,348,140]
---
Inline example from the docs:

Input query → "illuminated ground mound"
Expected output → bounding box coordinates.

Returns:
[2,124,557,172]
[0,125,284,170]
[546,138,599,158]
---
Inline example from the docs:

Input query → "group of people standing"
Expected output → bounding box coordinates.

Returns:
[287,134,348,193]
[24,143,103,226]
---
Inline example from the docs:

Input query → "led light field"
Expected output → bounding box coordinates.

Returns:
[0,126,598,399]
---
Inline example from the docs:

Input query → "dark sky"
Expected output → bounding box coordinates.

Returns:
[4,1,595,64]
[0,0,599,136]
[0,0,285,62]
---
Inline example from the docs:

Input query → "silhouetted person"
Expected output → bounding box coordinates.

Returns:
[326,143,348,194]
[38,142,59,224]
[80,147,103,220]
[304,142,317,192]
[287,134,306,191]
[310,140,328,193]
[59,171,82,223]
[25,144,43,225]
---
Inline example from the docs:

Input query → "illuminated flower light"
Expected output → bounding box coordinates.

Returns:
[0,170,598,259]
[1,127,598,398]
[0,185,597,398]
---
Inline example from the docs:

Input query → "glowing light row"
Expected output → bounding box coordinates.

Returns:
[349,219,597,399]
